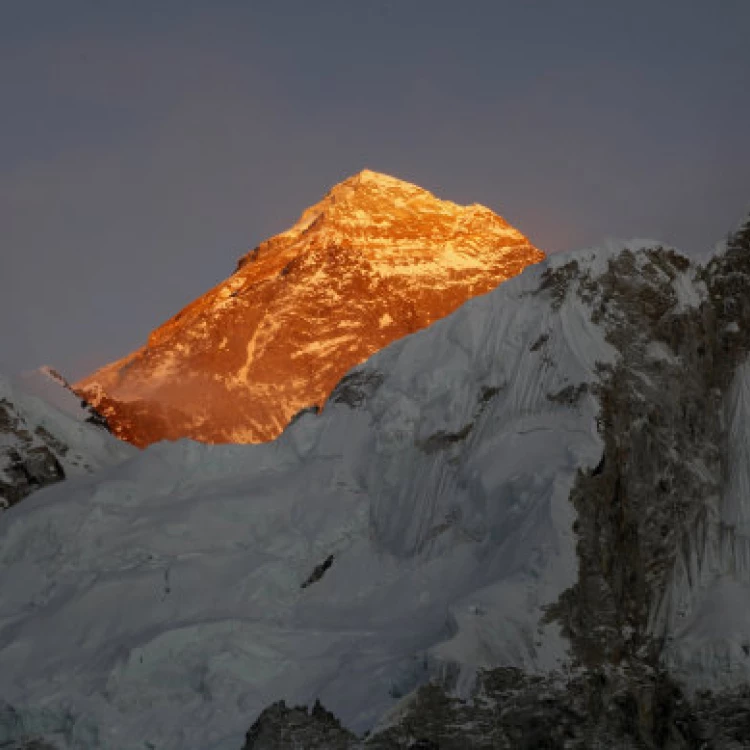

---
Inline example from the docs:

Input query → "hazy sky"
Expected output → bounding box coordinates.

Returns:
[2,1,749,379]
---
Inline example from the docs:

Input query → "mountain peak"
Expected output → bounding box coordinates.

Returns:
[75,174,544,446]
[336,169,439,197]
[274,170,513,257]
[329,168,468,205]
[347,168,403,185]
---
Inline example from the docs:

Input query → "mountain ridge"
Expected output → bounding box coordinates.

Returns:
[4,212,750,747]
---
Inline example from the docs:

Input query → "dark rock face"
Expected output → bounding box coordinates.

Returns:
[693,686,750,749]
[241,673,750,749]
[300,554,335,588]
[0,373,129,512]
[542,226,750,745]
[547,247,722,662]
[364,670,686,749]
[0,399,66,509]
[2,446,66,507]
[329,370,385,409]
[242,700,356,749]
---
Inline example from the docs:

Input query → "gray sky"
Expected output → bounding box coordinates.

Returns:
[2,1,749,379]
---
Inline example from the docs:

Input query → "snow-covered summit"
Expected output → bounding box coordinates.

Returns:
[275,168,521,256]
[338,168,423,191]
[75,171,543,447]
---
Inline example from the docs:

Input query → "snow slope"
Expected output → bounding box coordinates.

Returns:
[0,253,610,750]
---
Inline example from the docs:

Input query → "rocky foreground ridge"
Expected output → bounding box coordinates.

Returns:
[2,215,750,749]
[0,368,134,510]
[75,170,543,446]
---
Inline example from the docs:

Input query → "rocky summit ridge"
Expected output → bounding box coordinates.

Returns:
[74,170,543,446]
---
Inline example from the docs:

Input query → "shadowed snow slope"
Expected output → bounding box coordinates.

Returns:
[3,222,750,749]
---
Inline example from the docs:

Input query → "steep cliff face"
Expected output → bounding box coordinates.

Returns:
[543,222,750,693]
[2,216,750,750]
[75,170,543,447]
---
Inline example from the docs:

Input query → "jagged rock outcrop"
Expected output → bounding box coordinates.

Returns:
[0,420,65,510]
[0,371,135,510]
[242,700,356,749]
[253,671,746,749]
[75,170,543,446]
[542,221,750,726]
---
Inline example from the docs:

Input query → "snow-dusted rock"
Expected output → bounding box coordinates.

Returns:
[0,370,135,510]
